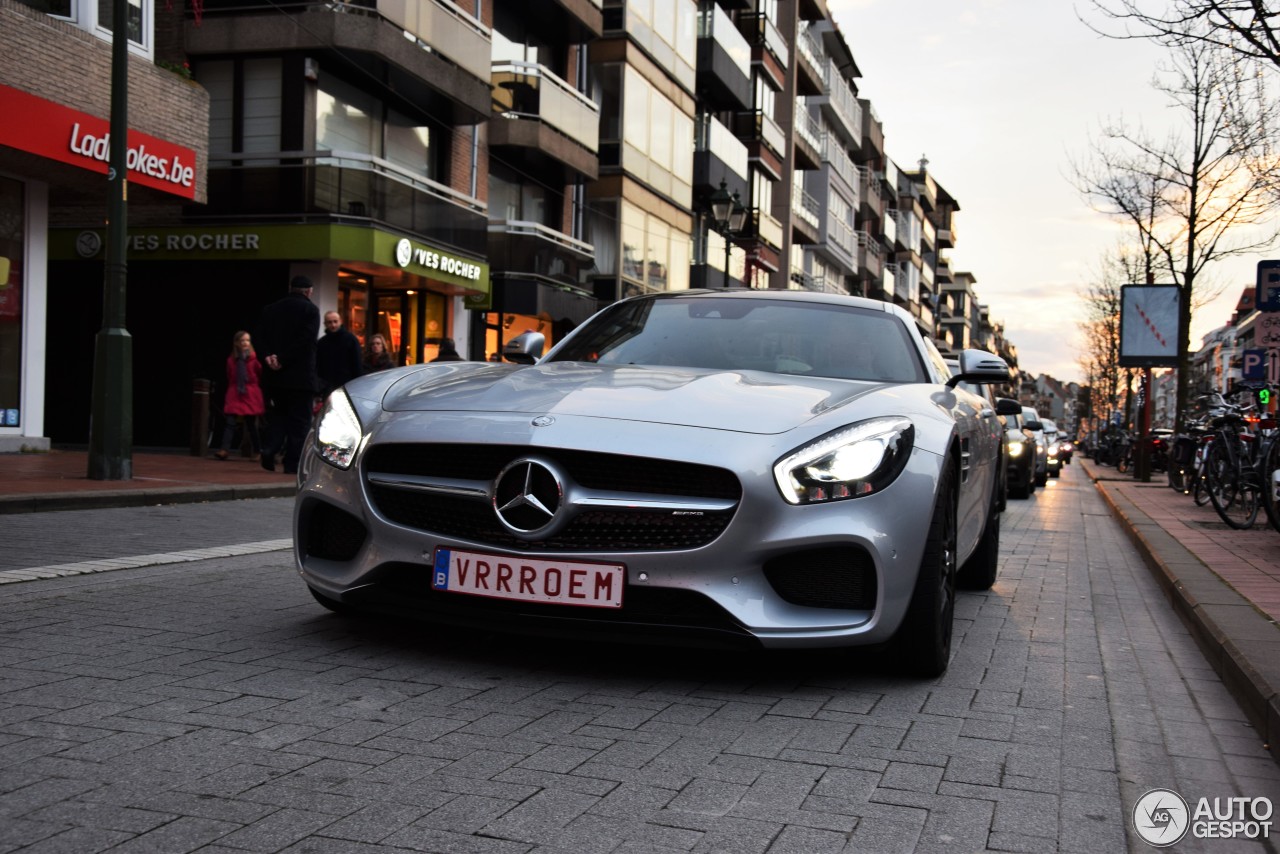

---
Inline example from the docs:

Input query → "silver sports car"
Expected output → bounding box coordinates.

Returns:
[295,290,1010,676]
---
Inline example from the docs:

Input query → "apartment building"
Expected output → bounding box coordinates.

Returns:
[2,0,1019,450]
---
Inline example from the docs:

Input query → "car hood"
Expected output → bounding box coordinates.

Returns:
[376,361,891,435]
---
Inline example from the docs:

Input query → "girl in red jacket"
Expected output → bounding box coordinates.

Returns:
[214,330,266,460]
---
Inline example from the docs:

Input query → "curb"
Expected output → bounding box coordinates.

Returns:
[1086,468,1280,764]
[0,483,297,514]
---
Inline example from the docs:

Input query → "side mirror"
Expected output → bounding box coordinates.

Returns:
[1024,420,1044,432]
[502,331,545,365]
[995,397,1022,416]
[946,348,1011,387]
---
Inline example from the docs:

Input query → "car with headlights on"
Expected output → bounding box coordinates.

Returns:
[297,290,1011,677]
[1022,407,1050,486]
[1041,417,1063,478]
[996,398,1036,499]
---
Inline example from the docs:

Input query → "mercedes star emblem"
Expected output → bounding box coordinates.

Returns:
[493,458,566,537]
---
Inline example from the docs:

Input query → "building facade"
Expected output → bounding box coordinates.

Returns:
[3,0,1025,452]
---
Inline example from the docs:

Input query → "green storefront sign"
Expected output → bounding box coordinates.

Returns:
[50,223,490,298]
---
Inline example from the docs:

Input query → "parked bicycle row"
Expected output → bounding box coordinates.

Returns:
[1164,384,1280,533]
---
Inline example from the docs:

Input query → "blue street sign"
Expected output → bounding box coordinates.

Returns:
[1258,260,1280,312]
[1243,348,1267,380]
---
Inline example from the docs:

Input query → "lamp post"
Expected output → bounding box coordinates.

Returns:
[709,179,747,288]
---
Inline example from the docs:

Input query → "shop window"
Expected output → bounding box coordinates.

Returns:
[0,177,24,428]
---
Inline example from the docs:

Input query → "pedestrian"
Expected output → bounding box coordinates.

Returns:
[316,310,362,396]
[363,333,395,373]
[431,337,464,362]
[256,274,320,474]
[213,330,265,460]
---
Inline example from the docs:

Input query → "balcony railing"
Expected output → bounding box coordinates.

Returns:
[827,215,853,256]
[796,187,820,229]
[198,0,492,81]
[695,113,749,181]
[796,20,823,72]
[740,109,787,159]
[756,208,784,249]
[821,62,861,143]
[882,208,898,247]
[488,219,594,282]
[492,61,600,152]
[740,11,789,68]
[697,1,750,81]
[795,105,821,153]
[204,149,486,255]
[821,132,857,191]
[362,0,491,81]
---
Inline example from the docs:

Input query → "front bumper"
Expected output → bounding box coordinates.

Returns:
[293,413,947,650]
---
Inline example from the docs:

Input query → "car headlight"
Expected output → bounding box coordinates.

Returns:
[774,417,914,505]
[314,391,363,470]
[1008,441,1025,457]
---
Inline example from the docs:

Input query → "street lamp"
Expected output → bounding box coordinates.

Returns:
[709,179,747,288]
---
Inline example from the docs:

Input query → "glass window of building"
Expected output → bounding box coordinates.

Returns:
[0,177,23,427]
[317,76,378,156]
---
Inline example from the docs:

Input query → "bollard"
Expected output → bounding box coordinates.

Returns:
[190,378,211,456]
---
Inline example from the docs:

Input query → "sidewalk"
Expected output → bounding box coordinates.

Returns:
[0,447,296,513]
[1,446,1277,761]
[1077,455,1280,763]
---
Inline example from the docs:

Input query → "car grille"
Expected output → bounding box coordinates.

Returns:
[763,547,878,610]
[363,444,741,552]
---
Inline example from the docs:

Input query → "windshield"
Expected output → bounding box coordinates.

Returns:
[551,297,928,383]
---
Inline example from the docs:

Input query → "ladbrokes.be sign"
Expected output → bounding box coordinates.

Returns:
[0,84,197,200]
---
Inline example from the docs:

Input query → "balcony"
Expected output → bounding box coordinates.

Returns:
[738,12,788,89]
[490,61,600,180]
[696,1,752,111]
[734,110,785,180]
[857,165,883,219]
[824,214,854,263]
[793,185,820,245]
[488,219,594,287]
[694,113,749,199]
[793,105,822,171]
[202,149,487,258]
[603,0,696,95]
[190,0,492,121]
[794,21,824,97]
[755,208,784,250]
[813,61,861,148]
[821,132,857,195]
[856,229,883,281]
[882,208,897,249]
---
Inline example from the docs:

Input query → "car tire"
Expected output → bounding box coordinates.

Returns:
[893,465,957,678]
[958,503,999,591]
[1049,468,1060,478]
[309,586,352,615]
[1035,470,1047,487]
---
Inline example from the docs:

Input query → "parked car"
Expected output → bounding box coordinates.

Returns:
[295,290,1011,677]
[1042,417,1063,478]
[1056,436,1074,465]
[998,398,1036,499]
[946,358,1009,512]
[1022,406,1050,486]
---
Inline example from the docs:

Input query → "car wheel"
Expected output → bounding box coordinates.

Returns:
[309,586,352,614]
[958,502,999,591]
[1049,468,1060,478]
[1035,470,1047,487]
[893,465,957,678]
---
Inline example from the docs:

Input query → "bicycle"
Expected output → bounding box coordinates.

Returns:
[1201,389,1263,529]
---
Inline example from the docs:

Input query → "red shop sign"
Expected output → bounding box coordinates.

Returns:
[0,84,197,200]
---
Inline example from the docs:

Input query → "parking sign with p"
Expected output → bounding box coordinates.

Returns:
[1258,260,1280,312]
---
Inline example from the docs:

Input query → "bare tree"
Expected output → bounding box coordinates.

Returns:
[1087,0,1280,71]
[1070,37,1280,428]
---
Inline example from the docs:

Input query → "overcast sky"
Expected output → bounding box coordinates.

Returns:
[833,0,1260,384]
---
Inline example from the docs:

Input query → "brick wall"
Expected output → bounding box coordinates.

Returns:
[0,0,209,203]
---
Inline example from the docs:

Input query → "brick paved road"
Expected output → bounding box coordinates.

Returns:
[1,470,1277,852]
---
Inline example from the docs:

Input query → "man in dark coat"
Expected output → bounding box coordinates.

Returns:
[431,337,465,362]
[316,311,363,397]
[256,275,320,474]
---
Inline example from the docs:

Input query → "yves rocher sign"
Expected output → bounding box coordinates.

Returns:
[0,84,198,200]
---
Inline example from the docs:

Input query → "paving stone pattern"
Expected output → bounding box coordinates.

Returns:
[1,472,1278,852]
